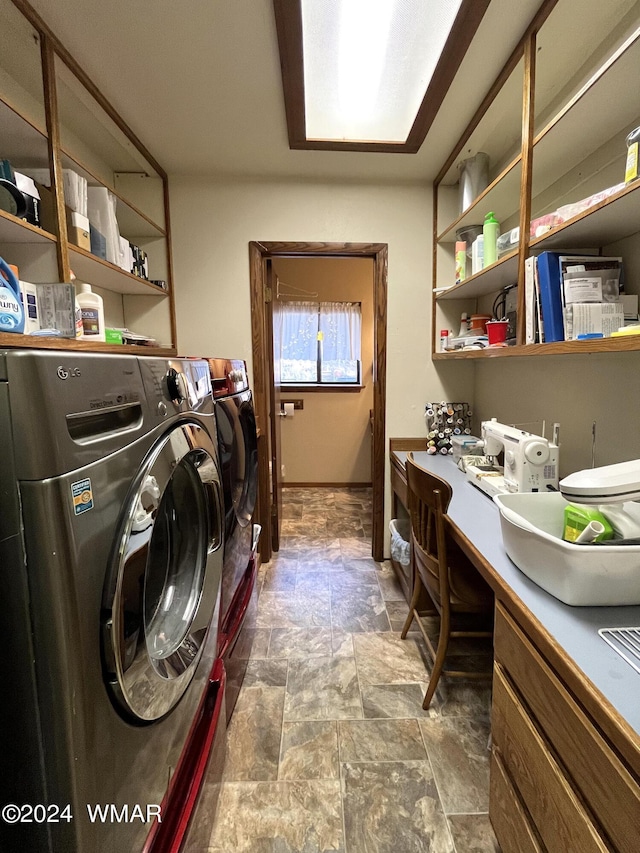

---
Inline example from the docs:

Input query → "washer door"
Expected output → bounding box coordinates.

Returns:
[218,394,258,535]
[103,421,223,722]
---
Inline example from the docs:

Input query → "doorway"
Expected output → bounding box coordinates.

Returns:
[249,241,388,563]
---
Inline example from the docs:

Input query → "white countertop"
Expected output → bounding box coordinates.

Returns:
[394,450,640,738]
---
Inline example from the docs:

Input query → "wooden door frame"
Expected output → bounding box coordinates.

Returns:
[249,241,388,562]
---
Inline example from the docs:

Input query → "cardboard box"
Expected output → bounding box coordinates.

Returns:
[19,280,40,334]
[105,328,123,345]
[621,294,639,321]
[67,211,90,251]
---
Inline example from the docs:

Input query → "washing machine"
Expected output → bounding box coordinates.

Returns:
[206,358,259,719]
[0,351,226,853]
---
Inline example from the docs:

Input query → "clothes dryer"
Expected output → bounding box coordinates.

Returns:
[0,351,226,853]
[206,358,259,719]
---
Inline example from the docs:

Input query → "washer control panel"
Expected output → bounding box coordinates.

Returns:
[138,357,213,419]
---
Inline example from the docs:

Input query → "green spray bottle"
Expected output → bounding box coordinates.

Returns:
[483,212,500,267]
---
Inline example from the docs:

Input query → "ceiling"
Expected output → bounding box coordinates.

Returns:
[28,0,542,182]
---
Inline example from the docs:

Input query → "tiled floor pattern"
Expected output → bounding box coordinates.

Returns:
[208,488,500,853]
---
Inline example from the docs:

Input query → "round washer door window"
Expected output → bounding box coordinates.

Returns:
[103,422,222,722]
[218,396,257,531]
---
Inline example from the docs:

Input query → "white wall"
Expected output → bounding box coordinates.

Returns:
[475,351,640,477]
[169,177,475,550]
[475,230,640,477]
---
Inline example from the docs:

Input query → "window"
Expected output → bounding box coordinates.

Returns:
[277,301,362,385]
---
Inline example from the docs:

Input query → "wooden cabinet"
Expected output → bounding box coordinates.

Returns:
[0,0,176,355]
[389,451,411,602]
[491,602,640,853]
[388,442,440,610]
[432,0,640,360]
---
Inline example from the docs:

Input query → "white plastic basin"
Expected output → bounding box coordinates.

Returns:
[493,492,640,606]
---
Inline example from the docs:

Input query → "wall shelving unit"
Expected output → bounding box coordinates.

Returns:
[432,0,640,361]
[0,0,176,355]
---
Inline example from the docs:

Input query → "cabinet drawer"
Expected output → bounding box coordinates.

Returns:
[493,663,609,853]
[390,460,407,510]
[490,748,543,853]
[495,604,640,853]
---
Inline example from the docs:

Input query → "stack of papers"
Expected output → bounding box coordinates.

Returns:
[26,168,88,216]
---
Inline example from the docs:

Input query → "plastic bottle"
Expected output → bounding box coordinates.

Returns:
[76,282,105,341]
[454,241,466,283]
[625,126,640,185]
[472,234,484,274]
[458,312,469,337]
[0,256,25,334]
[74,296,83,338]
[440,329,449,352]
[482,211,500,267]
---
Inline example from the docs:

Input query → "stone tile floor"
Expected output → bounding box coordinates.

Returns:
[207,487,500,853]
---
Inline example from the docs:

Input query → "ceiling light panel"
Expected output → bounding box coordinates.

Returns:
[301,0,463,143]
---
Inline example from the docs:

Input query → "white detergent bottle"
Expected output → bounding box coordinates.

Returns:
[74,296,83,338]
[76,282,105,341]
[598,502,640,539]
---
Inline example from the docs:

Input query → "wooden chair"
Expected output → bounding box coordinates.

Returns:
[401,453,494,709]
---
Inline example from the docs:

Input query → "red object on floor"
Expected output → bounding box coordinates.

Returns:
[220,555,259,719]
[142,659,227,853]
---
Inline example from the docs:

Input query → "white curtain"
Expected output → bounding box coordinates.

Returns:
[319,302,361,360]
[279,301,318,361]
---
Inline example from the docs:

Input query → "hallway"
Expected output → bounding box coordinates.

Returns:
[209,487,499,852]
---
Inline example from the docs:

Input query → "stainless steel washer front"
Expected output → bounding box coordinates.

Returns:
[103,421,223,722]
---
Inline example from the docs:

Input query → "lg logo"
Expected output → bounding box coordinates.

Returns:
[57,366,82,380]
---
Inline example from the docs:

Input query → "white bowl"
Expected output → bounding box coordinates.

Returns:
[493,492,640,606]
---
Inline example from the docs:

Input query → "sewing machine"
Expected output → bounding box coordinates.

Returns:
[466,418,560,498]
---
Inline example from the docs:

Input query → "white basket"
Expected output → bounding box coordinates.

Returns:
[494,492,640,606]
[390,518,411,567]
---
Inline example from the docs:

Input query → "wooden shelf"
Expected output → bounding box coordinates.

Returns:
[436,251,518,300]
[68,245,170,296]
[531,181,640,250]
[531,27,640,201]
[59,150,166,239]
[116,201,165,240]
[434,334,640,359]
[0,1,176,355]
[433,4,640,363]
[0,208,57,244]
[440,67,524,187]
[0,96,48,164]
[438,156,521,242]
[0,332,176,356]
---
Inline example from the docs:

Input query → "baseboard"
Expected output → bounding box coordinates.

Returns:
[283,482,372,489]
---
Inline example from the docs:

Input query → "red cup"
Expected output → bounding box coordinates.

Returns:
[486,319,509,345]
